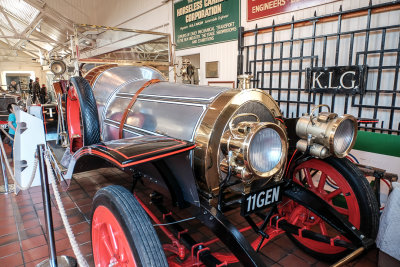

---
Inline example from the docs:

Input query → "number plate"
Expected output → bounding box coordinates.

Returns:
[241,181,284,216]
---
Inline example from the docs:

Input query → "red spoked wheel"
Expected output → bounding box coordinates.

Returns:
[279,157,379,262]
[92,206,136,266]
[91,185,168,267]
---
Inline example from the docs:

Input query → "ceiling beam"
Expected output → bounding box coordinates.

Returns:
[24,0,93,45]
[23,50,39,59]
[0,54,33,59]
[24,0,73,31]
[0,24,14,36]
[11,12,72,54]
[0,35,61,44]
[0,38,36,59]
[15,13,44,49]
[24,0,91,56]
[49,45,71,55]
[0,27,11,46]
[0,56,37,62]
[34,31,72,53]
[0,1,78,60]
[27,40,44,51]
[0,7,17,34]
[0,47,38,53]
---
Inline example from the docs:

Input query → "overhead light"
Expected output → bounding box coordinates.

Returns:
[81,40,91,46]
[36,24,41,32]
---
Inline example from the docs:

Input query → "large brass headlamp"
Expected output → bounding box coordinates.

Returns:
[296,105,357,158]
[220,114,288,182]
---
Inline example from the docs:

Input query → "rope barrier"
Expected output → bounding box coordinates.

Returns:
[0,121,88,264]
[45,152,89,267]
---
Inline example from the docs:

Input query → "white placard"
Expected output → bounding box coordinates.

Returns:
[14,108,46,194]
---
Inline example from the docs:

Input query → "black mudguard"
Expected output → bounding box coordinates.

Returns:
[64,135,200,206]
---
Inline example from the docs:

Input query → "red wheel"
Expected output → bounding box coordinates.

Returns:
[280,157,379,261]
[92,206,136,266]
[91,185,168,267]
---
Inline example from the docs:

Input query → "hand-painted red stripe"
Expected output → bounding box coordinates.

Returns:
[73,138,191,160]
[95,140,188,159]
[76,145,196,168]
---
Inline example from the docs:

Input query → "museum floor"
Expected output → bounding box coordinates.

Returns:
[0,145,378,267]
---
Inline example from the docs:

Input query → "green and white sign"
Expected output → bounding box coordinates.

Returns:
[174,0,240,50]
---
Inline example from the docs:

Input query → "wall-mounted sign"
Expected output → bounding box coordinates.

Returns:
[306,66,367,94]
[174,0,240,50]
[205,61,219,78]
[247,0,338,21]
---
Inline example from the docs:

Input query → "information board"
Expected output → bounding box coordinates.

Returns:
[248,0,338,21]
[174,0,240,50]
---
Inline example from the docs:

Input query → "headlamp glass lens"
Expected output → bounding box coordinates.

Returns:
[249,128,282,173]
[334,119,354,154]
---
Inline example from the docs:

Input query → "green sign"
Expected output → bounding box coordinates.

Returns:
[174,0,240,50]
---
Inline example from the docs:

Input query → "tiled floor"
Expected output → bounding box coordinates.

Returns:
[0,144,379,266]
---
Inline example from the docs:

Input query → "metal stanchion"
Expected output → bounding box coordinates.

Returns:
[36,144,77,267]
[38,144,57,267]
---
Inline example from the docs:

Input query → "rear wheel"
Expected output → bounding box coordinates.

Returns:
[91,185,168,267]
[280,157,379,262]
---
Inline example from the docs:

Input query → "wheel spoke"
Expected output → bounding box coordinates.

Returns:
[319,221,328,236]
[304,168,315,189]
[334,206,349,216]
[93,223,101,257]
[310,170,319,178]
[326,189,342,200]
[293,172,303,185]
[119,246,129,265]
[317,173,327,192]
[284,158,369,257]
[101,227,115,257]
[107,224,119,255]
[116,231,129,264]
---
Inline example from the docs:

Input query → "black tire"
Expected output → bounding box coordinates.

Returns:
[287,157,379,262]
[91,185,168,267]
[69,76,101,146]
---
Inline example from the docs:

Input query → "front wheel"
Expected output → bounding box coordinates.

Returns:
[91,185,168,267]
[280,157,379,262]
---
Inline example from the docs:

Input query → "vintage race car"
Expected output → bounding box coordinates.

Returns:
[61,66,378,267]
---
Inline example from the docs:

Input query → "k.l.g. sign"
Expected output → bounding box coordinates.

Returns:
[306,66,367,94]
